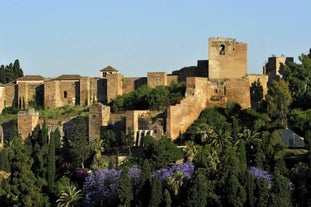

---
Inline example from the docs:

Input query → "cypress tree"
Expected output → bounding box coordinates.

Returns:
[0,148,10,172]
[186,169,208,207]
[5,133,48,206]
[149,176,162,207]
[48,129,56,193]
[162,189,172,207]
[136,159,151,207]
[117,169,133,207]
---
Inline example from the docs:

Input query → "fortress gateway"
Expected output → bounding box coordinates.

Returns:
[0,37,292,144]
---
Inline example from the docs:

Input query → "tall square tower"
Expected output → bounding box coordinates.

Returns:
[208,37,247,79]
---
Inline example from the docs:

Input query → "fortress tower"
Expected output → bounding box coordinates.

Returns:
[264,56,294,86]
[208,37,247,79]
[101,66,123,103]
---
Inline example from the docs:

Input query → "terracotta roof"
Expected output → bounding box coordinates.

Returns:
[53,74,81,80]
[17,75,45,81]
[100,66,118,72]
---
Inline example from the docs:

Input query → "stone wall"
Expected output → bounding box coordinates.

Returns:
[122,77,147,94]
[17,81,44,109]
[17,108,39,139]
[166,77,209,140]
[3,83,17,108]
[147,72,167,88]
[44,79,79,108]
[88,104,111,141]
[225,78,251,108]
[106,73,123,103]
[265,56,294,87]
[0,125,3,148]
[208,37,247,79]
[0,86,5,113]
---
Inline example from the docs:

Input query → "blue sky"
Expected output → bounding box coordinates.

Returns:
[1,0,310,78]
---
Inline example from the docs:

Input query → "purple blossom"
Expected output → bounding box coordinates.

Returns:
[249,166,273,183]
[154,162,195,182]
[83,168,121,207]
[128,165,141,187]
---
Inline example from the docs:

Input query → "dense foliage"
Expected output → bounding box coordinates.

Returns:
[109,82,186,112]
[0,59,23,84]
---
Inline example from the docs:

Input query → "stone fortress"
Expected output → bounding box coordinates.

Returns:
[0,37,293,145]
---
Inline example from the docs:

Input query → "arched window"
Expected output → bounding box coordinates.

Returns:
[219,44,225,55]
[64,91,67,98]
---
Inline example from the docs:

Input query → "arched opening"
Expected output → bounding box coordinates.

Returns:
[219,44,225,55]
[64,91,67,98]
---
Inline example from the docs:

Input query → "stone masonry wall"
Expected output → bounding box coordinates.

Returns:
[3,83,17,108]
[106,73,123,103]
[88,104,110,141]
[166,77,209,140]
[17,108,39,140]
[45,80,78,108]
[147,72,167,88]
[122,77,147,95]
[225,78,251,108]
[0,86,5,113]
[44,80,60,108]
[167,75,178,85]
[17,81,43,109]
[208,37,247,79]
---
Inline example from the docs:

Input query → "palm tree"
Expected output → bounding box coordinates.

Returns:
[184,141,199,162]
[195,123,215,143]
[209,128,232,148]
[237,128,261,149]
[167,170,184,196]
[56,185,82,207]
[237,128,261,167]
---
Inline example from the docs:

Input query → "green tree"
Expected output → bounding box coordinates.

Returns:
[68,117,91,169]
[0,147,10,172]
[149,176,162,207]
[269,170,292,207]
[245,172,255,207]
[144,136,183,170]
[4,132,48,206]
[56,185,82,207]
[186,169,208,207]
[117,169,133,207]
[137,159,152,207]
[219,147,246,207]
[48,128,57,194]
[147,85,170,111]
[283,49,311,109]
[265,80,292,127]
[161,189,172,207]
[167,170,184,196]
